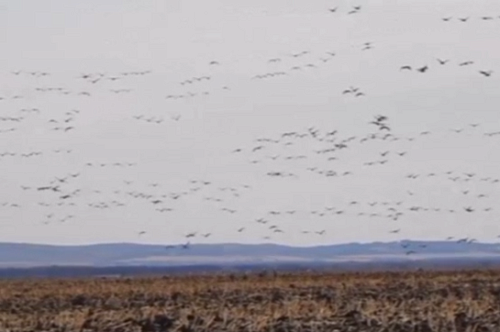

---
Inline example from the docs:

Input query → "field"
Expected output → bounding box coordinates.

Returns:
[1,269,500,332]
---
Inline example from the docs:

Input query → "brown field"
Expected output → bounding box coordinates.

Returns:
[1,269,500,332]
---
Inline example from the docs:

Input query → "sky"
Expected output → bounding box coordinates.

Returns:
[1,0,500,245]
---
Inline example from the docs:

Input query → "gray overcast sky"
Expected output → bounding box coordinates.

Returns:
[1,0,500,245]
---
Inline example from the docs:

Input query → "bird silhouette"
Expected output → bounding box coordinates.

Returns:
[479,70,493,77]
[459,61,474,66]
[417,65,428,73]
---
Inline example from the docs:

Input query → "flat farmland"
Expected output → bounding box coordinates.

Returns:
[1,269,500,332]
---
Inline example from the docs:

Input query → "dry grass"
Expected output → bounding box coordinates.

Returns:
[1,269,500,331]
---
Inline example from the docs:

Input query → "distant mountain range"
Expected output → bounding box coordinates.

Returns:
[1,240,500,268]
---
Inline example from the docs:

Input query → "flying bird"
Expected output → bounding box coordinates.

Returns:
[417,65,428,73]
[479,70,493,77]
[459,61,474,66]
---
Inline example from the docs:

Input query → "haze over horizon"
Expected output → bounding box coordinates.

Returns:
[1,0,500,246]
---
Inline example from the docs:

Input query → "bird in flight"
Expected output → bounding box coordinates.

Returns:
[328,7,338,12]
[436,58,449,65]
[479,70,493,77]
[417,65,428,73]
[459,61,474,66]
[400,66,412,71]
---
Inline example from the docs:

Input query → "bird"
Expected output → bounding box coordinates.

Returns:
[37,185,60,192]
[459,61,474,66]
[479,70,493,77]
[436,58,449,65]
[400,66,412,71]
[328,7,338,12]
[417,65,428,73]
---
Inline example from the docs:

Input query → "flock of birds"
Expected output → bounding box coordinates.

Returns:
[398,58,492,77]
[1,3,500,257]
